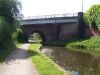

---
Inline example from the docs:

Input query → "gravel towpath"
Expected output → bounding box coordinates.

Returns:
[0,44,38,75]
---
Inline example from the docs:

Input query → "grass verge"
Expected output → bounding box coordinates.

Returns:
[66,36,100,56]
[28,44,64,75]
[66,36,100,50]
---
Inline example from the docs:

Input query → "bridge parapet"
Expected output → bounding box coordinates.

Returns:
[23,13,78,20]
[21,13,78,25]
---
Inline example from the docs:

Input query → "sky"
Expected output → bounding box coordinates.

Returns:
[21,0,100,17]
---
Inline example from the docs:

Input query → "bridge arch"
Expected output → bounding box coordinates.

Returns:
[29,31,47,43]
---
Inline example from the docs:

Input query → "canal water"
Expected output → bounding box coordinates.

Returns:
[41,46,100,75]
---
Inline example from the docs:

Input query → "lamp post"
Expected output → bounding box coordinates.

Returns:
[82,0,83,12]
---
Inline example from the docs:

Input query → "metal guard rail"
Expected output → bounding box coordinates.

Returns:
[23,13,78,20]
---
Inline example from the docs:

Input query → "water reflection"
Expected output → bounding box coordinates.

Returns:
[41,46,100,75]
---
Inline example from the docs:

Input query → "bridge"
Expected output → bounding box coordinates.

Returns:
[21,12,84,43]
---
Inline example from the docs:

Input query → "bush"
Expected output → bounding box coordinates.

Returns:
[0,16,13,49]
[0,17,26,50]
[12,28,28,43]
[16,29,28,43]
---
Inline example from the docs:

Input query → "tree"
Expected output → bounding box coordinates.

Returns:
[0,0,22,48]
[84,4,100,30]
[0,0,22,31]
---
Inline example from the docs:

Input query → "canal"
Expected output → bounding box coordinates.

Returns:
[41,46,100,75]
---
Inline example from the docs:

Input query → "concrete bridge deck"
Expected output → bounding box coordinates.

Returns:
[21,13,78,25]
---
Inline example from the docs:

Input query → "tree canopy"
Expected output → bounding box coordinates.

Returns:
[0,0,22,48]
[85,4,100,30]
[84,4,100,30]
[0,0,21,19]
[0,0,22,31]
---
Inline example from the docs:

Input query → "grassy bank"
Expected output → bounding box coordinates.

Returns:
[66,36,100,56]
[48,36,100,56]
[28,44,64,75]
[66,36,100,50]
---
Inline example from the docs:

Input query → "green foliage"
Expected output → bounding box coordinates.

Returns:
[0,0,22,49]
[84,4,100,30]
[29,33,42,43]
[66,36,100,50]
[48,37,100,56]
[16,29,28,43]
[0,17,13,49]
[0,0,22,32]
[12,28,28,43]
[0,44,15,63]
[0,0,21,17]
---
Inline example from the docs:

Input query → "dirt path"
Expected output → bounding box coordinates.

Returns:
[0,44,38,75]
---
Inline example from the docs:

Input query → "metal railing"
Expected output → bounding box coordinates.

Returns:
[23,13,78,20]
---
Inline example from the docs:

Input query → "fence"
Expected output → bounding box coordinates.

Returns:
[23,13,78,20]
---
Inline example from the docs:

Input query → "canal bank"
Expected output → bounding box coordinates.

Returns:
[41,46,100,75]
[47,36,100,56]
[28,44,64,75]
[28,36,100,75]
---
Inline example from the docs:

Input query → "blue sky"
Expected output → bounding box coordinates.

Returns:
[21,0,100,17]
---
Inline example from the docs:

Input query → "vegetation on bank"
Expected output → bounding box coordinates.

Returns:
[28,44,64,75]
[84,4,100,30]
[66,36,100,56]
[49,36,100,56]
[0,28,26,62]
[0,0,27,62]
[0,0,22,49]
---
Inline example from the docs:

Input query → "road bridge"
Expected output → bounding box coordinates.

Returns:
[21,12,84,43]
